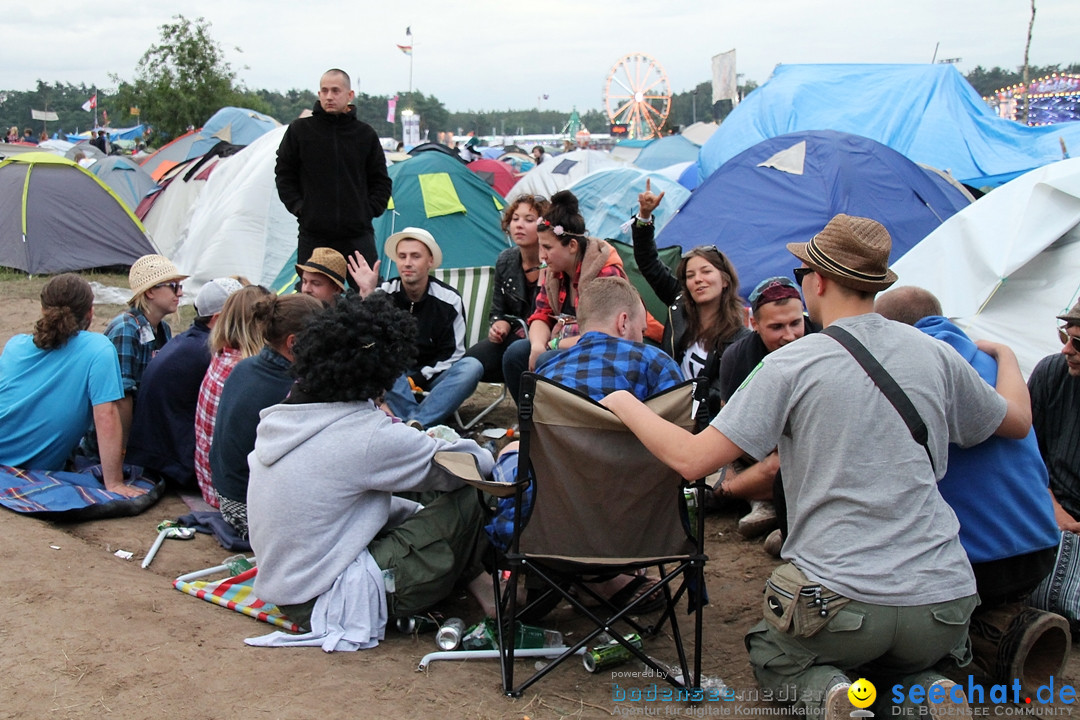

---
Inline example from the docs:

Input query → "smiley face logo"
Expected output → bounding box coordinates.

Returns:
[848,678,876,709]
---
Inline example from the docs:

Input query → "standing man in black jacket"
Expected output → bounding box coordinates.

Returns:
[275,68,393,287]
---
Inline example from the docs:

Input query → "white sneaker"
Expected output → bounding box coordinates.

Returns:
[738,500,778,538]
[825,681,853,720]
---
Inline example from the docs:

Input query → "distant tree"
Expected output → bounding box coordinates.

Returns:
[964,63,1080,97]
[111,15,255,141]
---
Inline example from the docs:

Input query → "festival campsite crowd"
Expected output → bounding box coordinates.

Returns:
[2,68,1079,717]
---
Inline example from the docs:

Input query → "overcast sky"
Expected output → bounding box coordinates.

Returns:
[3,0,1078,114]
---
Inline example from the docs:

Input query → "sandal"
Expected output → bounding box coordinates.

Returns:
[575,575,667,614]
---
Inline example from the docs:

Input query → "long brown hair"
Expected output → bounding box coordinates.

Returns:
[676,246,745,353]
[34,274,93,350]
[209,285,274,357]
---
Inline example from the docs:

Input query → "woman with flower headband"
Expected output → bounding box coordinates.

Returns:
[502,190,662,404]
[632,180,750,421]
[463,194,549,383]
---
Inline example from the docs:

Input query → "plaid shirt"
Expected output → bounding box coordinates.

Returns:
[104,307,172,393]
[194,349,242,508]
[485,332,683,550]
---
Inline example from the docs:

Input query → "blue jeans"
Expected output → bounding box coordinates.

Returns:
[385,358,483,427]
[502,338,560,405]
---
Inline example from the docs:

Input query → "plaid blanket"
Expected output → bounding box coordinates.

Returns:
[173,566,300,632]
[0,464,163,520]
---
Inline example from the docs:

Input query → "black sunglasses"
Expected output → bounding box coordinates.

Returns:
[792,267,814,286]
[1059,326,1080,352]
[153,281,182,294]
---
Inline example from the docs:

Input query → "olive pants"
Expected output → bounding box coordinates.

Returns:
[745,592,978,713]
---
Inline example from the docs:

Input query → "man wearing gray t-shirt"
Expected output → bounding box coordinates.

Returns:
[603,214,1031,718]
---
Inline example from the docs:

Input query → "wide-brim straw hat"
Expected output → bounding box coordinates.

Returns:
[385,227,443,270]
[295,247,347,291]
[129,254,188,297]
[787,214,898,293]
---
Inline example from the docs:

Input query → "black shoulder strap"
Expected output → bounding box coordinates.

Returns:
[821,325,935,473]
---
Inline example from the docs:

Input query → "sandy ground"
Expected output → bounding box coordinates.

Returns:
[0,286,1077,719]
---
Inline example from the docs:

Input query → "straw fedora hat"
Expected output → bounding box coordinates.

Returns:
[128,254,188,297]
[295,247,348,291]
[384,227,443,270]
[787,214,897,293]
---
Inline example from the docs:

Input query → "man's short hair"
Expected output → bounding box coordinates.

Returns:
[322,68,351,88]
[577,276,642,328]
[874,286,943,326]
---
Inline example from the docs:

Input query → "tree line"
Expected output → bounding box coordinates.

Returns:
[0,15,1075,147]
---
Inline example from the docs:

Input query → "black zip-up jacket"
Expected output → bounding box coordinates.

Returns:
[275,102,392,241]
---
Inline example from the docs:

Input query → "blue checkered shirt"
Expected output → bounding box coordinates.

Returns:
[485,331,683,550]
[104,307,172,393]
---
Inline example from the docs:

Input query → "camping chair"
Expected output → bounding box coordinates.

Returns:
[431,265,513,431]
[437,373,708,696]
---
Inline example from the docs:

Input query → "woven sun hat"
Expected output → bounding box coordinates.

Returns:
[194,277,244,316]
[295,247,347,291]
[128,254,188,297]
[1057,298,1080,325]
[787,214,898,293]
[384,227,443,270]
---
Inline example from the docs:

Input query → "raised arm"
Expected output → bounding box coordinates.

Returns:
[632,182,680,307]
[601,389,746,480]
[347,251,381,298]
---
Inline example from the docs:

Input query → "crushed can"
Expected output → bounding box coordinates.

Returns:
[583,633,643,673]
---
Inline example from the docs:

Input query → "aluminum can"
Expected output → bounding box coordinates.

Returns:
[435,617,467,650]
[583,633,643,673]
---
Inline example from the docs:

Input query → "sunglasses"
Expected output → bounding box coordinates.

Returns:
[153,281,182,294]
[681,244,720,259]
[1059,325,1080,352]
[792,267,814,286]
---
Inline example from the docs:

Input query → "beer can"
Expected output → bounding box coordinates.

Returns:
[435,617,466,650]
[583,633,643,673]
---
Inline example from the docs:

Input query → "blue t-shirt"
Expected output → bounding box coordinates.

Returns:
[0,332,124,470]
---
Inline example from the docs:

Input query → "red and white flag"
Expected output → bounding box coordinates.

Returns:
[81,94,97,112]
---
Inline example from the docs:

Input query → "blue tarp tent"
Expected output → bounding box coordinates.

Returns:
[634,135,700,171]
[698,64,1080,188]
[659,130,972,297]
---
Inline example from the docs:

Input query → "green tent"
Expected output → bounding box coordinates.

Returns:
[271,150,509,292]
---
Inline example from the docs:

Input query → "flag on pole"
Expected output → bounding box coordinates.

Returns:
[397,44,412,56]
[387,95,398,123]
[81,94,97,112]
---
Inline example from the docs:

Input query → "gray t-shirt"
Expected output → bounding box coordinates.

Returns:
[712,313,1006,605]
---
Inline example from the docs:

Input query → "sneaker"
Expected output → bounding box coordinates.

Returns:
[763,528,783,558]
[927,679,968,720]
[824,681,853,720]
[738,500,778,538]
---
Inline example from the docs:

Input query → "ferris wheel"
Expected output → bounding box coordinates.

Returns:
[603,52,672,140]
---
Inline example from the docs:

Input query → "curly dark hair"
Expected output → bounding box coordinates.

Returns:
[538,190,587,246]
[500,194,550,234]
[291,293,418,402]
[34,274,93,350]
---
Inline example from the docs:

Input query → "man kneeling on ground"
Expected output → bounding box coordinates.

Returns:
[246,293,495,649]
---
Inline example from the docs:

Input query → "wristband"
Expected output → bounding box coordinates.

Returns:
[548,337,559,351]
[634,214,654,227]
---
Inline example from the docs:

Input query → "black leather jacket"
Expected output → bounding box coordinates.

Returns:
[490,246,539,325]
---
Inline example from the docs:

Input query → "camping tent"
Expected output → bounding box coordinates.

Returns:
[505,149,625,203]
[567,166,690,241]
[171,126,298,293]
[87,156,157,213]
[680,122,718,147]
[657,130,972,297]
[698,64,1080,188]
[140,107,278,180]
[374,151,510,276]
[0,153,156,273]
[467,158,519,197]
[633,135,700,171]
[137,153,230,258]
[892,157,1080,376]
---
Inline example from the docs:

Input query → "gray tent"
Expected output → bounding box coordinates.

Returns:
[0,152,156,274]
[87,156,158,212]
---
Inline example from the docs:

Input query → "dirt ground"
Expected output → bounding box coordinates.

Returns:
[0,280,1077,719]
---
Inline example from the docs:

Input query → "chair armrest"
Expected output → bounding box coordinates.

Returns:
[433,451,526,498]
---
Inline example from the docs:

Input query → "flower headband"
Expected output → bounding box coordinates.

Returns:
[537,217,587,240]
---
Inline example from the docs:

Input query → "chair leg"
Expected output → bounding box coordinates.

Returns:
[454,384,509,431]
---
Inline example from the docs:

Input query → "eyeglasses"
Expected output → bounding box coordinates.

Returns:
[153,282,182,294]
[792,267,814,286]
[1058,325,1080,352]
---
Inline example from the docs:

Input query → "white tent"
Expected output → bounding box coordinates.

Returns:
[891,157,1080,376]
[505,149,625,203]
[172,126,296,293]
[143,155,229,258]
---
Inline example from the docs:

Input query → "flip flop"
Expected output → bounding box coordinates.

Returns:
[606,575,667,614]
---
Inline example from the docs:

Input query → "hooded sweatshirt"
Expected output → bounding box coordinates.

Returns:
[247,399,494,606]
[915,315,1058,563]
